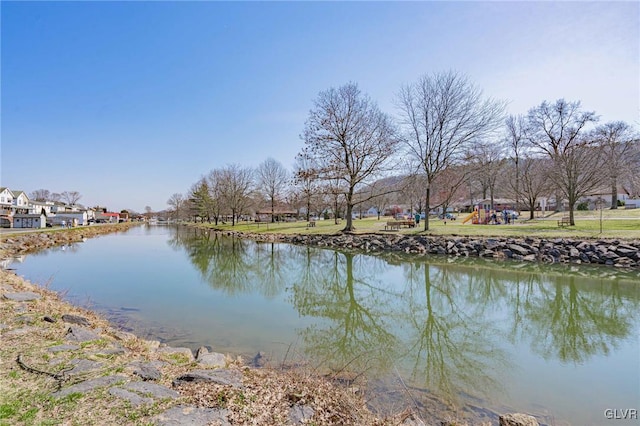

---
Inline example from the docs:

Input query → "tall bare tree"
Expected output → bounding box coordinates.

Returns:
[397,71,505,230]
[300,82,399,232]
[591,121,639,209]
[467,140,506,210]
[61,191,82,205]
[219,164,254,226]
[293,152,320,221]
[167,193,185,221]
[504,115,527,212]
[525,99,598,219]
[30,189,51,201]
[518,156,554,219]
[256,158,289,222]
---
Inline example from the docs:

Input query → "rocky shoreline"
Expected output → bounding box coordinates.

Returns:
[211,230,640,269]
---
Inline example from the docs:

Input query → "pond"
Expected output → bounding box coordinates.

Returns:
[9,225,640,425]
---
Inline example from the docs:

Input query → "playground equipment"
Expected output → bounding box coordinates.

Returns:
[462,205,499,225]
[462,210,478,224]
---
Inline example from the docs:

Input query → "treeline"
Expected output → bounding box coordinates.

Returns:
[169,71,640,231]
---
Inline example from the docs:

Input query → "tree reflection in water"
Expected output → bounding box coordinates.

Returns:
[291,250,400,376]
[168,230,640,423]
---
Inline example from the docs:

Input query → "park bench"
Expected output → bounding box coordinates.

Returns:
[385,221,401,231]
[557,216,571,227]
[385,220,416,230]
[307,220,316,228]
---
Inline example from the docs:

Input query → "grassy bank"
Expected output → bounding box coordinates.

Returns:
[193,209,640,240]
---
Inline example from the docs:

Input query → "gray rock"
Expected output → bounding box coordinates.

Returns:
[508,244,529,256]
[43,316,56,323]
[133,363,162,381]
[289,404,315,425]
[195,346,209,358]
[124,381,179,399]
[499,413,539,426]
[14,304,29,313]
[3,326,38,337]
[156,346,195,362]
[52,374,127,398]
[16,315,36,324]
[197,352,226,368]
[95,347,127,356]
[402,414,426,425]
[173,369,243,389]
[65,326,101,342]
[62,314,91,326]
[48,344,80,353]
[68,359,104,376]
[153,405,230,426]
[109,387,154,406]
[3,291,41,301]
[112,330,137,341]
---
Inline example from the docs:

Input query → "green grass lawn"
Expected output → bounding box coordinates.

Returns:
[194,209,640,240]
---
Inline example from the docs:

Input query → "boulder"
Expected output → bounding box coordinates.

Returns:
[62,314,91,326]
[499,413,539,426]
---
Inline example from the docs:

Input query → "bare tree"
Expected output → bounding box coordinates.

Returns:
[61,191,82,205]
[256,158,289,222]
[467,140,506,210]
[518,156,554,219]
[622,140,640,198]
[219,164,254,226]
[206,169,225,225]
[525,99,598,219]
[300,82,399,232]
[30,189,51,201]
[167,193,185,221]
[504,115,527,212]
[397,70,505,230]
[591,121,639,209]
[293,151,322,221]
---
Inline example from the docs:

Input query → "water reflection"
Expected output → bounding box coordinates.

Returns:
[400,263,507,405]
[292,251,400,375]
[166,228,639,422]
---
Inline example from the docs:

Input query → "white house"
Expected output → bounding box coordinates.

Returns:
[13,213,46,229]
[30,200,55,216]
[0,187,13,214]
[11,191,30,213]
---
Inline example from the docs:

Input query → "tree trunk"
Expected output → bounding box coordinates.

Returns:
[568,198,576,226]
[271,198,276,222]
[343,189,355,232]
[610,179,618,209]
[423,186,430,231]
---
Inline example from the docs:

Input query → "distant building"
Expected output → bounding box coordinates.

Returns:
[13,213,46,229]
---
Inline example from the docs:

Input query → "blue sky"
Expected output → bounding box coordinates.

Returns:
[1,1,638,212]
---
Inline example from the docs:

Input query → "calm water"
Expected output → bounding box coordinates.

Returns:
[9,225,640,425]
